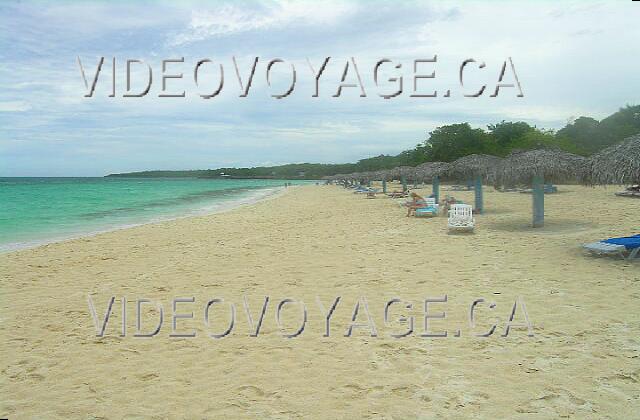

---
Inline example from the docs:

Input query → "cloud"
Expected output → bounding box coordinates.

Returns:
[1,0,639,176]
[167,1,357,46]
[0,101,31,112]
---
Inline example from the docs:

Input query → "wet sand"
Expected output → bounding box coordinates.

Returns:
[1,184,638,418]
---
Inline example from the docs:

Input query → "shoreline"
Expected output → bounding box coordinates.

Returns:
[1,185,291,255]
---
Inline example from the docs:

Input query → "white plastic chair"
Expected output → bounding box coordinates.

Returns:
[448,204,475,232]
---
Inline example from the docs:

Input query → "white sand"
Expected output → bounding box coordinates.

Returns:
[1,184,639,418]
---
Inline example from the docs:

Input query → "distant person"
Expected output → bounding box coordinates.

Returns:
[406,192,426,217]
[441,195,458,214]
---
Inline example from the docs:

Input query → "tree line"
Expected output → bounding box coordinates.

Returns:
[107,105,639,179]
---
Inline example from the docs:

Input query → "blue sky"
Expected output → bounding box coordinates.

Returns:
[1,0,639,176]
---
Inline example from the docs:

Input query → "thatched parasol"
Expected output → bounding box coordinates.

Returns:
[415,162,450,182]
[447,154,502,184]
[360,172,374,183]
[497,149,586,227]
[369,169,390,184]
[390,166,416,181]
[415,162,450,202]
[496,149,586,186]
[350,172,363,183]
[372,169,392,193]
[446,154,501,213]
[389,166,416,191]
[583,134,640,185]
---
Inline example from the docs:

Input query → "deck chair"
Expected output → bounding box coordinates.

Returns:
[366,188,380,199]
[583,234,640,260]
[354,186,373,194]
[448,204,475,232]
[387,190,408,199]
[415,197,439,217]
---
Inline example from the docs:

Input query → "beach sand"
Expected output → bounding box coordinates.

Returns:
[1,184,639,419]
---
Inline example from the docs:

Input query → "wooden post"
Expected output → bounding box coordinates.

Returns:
[382,179,387,194]
[474,175,483,214]
[532,175,544,228]
[433,176,440,203]
[401,176,407,192]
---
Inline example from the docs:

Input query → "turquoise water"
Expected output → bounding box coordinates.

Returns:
[0,177,313,252]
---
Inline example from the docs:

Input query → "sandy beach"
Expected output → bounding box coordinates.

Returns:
[1,184,639,419]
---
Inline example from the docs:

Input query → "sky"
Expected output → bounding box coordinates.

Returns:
[0,0,639,176]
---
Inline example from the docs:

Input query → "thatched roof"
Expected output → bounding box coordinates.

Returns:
[447,154,502,183]
[373,169,392,181]
[583,134,640,185]
[415,162,450,182]
[360,171,374,181]
[351,172,366,182]
[496,149,586,186]
[390,166,416,181]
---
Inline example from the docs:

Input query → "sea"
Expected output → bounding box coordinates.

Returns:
[0,177,314,252]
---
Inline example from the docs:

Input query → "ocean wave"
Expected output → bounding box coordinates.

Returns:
[0,185,286,253]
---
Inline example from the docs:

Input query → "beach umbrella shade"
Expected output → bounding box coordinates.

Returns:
[376,170,391,181]
[366,171,379,186]
[496,149,587,227]
[372,170,391,193]
[447,154,502,213]
[394,166,417,191]
[356,172,370,184]
[388,167,401,189]
[583,134,640,185]
[359,171,371,186]
[415,162,450,202]
[350,172,362,184]
[389,166,413,180]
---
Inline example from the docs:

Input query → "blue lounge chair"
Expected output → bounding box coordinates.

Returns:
[414,197,439,217]
[354,186,372,194]
[583,234,640,260]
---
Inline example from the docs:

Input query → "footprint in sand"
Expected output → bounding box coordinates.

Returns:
[597,370,640,396]
[607,372,639,384]
[26,372,45,381]
[442,391,489,410]
[337,383,367,397]
[236,384,275,399]
[391,385,417,398]
[44,323,65,332]
[516,388,590,416]
[135,372,159,381]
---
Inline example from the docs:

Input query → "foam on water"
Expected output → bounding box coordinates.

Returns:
[0,177,308,253]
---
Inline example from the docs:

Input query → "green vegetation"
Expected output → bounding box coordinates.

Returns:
[557,105,640,154]
[105,170,212,178]
[106,105,639,179]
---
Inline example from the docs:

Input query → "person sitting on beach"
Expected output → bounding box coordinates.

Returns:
[440,195,458,214]
[406,192,427,217]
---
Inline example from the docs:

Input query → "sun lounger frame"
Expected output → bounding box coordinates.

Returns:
[583,242,640,261]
